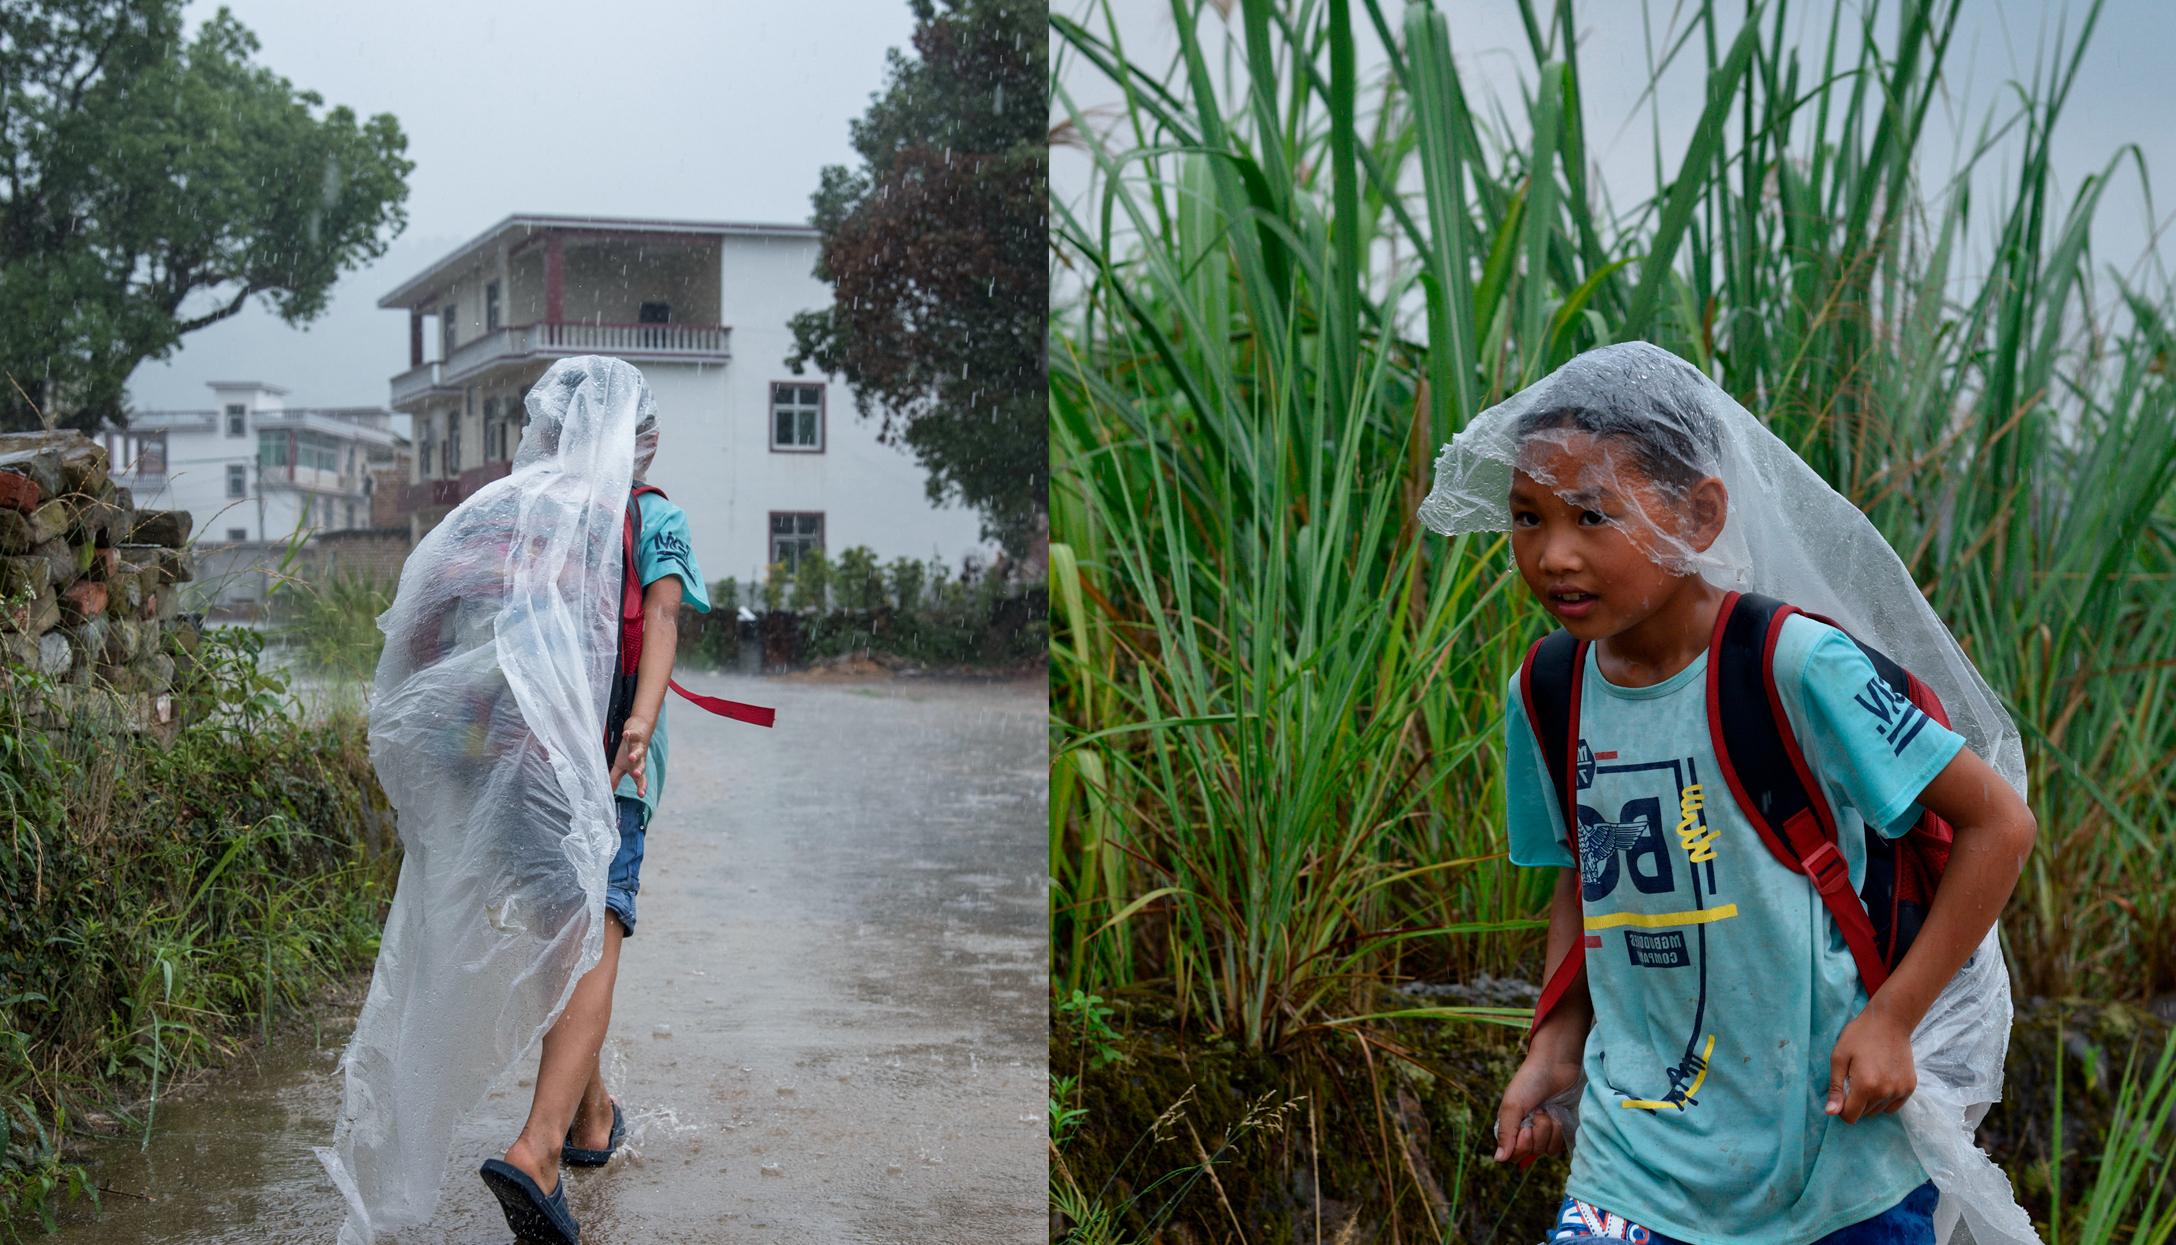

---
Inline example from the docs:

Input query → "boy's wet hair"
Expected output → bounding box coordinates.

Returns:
[1512,393,1723,496]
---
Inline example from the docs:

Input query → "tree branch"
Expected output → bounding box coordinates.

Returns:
[66,12,131,113]
[173,280,263,334]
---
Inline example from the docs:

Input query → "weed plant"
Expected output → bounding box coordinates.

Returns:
[269,567,394,685]
[1050,0,2176,1053]
[0,627,393,1235]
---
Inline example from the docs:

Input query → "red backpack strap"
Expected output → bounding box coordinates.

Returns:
[1707,592,1891,994]
[619,494,646,676]
[620,484,778,730]
[1520,630,1590,1040]
[1786,608,1956,965]
[668,678,777,728]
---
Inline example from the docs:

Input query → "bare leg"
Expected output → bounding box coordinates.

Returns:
[568,1053,615,1149]
[503,918,625,1193]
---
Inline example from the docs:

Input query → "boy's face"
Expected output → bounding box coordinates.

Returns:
[1508,431,1726,642]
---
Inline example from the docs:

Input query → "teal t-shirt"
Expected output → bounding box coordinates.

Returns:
[614,490,710,821]
[1504,615,1963,1245]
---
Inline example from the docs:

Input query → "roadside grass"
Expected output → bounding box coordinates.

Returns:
[0,628,393,1236]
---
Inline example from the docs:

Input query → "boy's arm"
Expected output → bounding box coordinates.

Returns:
[1826,744,2036,1122]
[1531,866,1593,1060]
[607,574,682,797]
[1496,867,1589,1163]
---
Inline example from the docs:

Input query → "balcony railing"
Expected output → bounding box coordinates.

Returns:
[534,321,730,356]
[427,321,731,390]
[390,360,446,407]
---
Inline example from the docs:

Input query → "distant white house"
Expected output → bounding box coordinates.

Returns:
[108,382,408,546]
[377,213,987,599]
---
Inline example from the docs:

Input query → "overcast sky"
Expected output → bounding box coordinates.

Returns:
[1053,1,2175,307]
[126,0,920,415]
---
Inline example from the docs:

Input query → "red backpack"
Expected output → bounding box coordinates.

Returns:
[603,484,776,764]
[1523,591,1953,1037]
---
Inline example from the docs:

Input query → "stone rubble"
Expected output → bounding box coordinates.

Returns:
[0,431,198,736]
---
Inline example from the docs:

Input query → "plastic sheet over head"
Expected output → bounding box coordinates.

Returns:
[1421,342,2038,1244]
[316,355,653,1243]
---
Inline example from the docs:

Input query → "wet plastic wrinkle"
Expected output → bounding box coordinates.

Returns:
[1423,343,2039,1244]
[315,356,657,1243]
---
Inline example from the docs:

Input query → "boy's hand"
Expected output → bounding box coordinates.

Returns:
[609,715,653,797]
[1494,1051,1581,1164]
[1826,1004,1916,1123]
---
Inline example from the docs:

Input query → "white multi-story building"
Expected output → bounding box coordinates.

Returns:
[378,214,987,596]
[107,382,409,546]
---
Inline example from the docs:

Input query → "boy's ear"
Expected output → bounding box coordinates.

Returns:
[1687,477,1728,552]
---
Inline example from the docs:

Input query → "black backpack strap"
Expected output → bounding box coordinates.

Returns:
[1710,592,1815,841]
[1708,591,1892,992]
[1518,629,1584,846]
[1518,627,1590,1041]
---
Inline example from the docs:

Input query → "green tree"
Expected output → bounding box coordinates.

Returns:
[786,0,1045,557]
[0,2,412,431]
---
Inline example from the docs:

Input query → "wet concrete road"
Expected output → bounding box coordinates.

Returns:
[50,673,1049,1244]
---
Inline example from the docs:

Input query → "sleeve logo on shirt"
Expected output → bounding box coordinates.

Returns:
[1852,676,1930,756]
[651,526,692,566]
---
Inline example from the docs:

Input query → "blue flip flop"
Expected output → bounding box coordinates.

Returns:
[478,1158,580,1245]
[561,1101,625,1166]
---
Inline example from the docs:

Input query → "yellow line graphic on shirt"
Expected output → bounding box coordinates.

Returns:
[1581,904,1739,931]
[1621,1034,1718,1111]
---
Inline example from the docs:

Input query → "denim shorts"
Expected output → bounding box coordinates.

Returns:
[1545,1179,1937,1244]
[604,796,649,937]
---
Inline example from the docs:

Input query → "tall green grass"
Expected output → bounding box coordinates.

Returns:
[1050,0,2176,1055]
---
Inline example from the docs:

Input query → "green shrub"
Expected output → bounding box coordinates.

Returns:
[0,630,393,1234]
[790,548,832,612]
[761,561,789,612]
[834,547,885,611]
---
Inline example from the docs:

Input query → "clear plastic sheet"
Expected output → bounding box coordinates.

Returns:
[316,356,656,1242]
[1422,343,2036,1244]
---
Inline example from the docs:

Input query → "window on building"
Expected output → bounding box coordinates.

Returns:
[258,431,289,469]
[227,527,249,543]
[486,281,501,331]
[225,404,247,437]
[445,416,462,476]
[226,463,247,497]
[299,433,340,472]
[770,382,824,452]
[135,433,167,476]
[346,501,357,529]
[638,301,671,324]
[483,398,500,460]
[441,303,457,359]
[770,512,824,572]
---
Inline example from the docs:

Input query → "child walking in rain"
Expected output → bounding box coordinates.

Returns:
[1417,343,2041,1245]
[476,360,718,1244]
[320,356,766,1245]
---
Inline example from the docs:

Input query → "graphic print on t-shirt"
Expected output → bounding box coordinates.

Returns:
[1574,738,1737,1113]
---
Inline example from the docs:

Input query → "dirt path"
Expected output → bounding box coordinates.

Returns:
[50,674,1048,1243]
